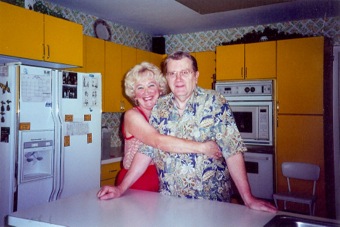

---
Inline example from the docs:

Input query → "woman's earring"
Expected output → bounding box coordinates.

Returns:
[135,99,139,106]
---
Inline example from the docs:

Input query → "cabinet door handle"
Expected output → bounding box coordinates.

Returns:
[241,67,243,78]
[245,67,247,78]
[43,44,45,59]
[47,45,50,59]
[109,170,117,173]
[276,102,279,127]
[120,100,125,111]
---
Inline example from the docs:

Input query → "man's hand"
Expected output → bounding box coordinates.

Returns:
[245,196,278,213]
[97,185,124,200]
[227,153,277,213]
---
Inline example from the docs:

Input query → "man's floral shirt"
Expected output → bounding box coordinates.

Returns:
[139,87,246,202]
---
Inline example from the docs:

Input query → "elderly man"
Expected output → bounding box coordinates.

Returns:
[97,51,277,213]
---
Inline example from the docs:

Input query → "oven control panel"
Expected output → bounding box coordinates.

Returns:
[215,80,273,98]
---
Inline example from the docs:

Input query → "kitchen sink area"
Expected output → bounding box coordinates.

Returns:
[264,215,340,227]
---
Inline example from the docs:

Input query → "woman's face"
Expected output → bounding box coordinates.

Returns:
[134,76,160,110]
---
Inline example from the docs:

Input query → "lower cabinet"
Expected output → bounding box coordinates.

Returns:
[100,162,122,187]
[276,115,325,215]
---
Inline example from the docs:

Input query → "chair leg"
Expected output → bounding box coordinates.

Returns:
[273,198,278,208]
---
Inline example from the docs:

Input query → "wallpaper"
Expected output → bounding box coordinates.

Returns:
[165,17,340,53]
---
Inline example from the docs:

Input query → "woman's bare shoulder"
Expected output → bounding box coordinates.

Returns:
[124,108,145,122]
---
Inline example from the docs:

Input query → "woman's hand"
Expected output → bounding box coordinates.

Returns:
[201,141,222,159]
[97,185,124,200]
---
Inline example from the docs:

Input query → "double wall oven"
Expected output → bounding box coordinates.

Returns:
[215,80,275,200]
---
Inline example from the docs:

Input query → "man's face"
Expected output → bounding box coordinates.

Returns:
[166,57,199,102]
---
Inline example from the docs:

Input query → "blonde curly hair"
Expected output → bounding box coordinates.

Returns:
[124,62,168,103]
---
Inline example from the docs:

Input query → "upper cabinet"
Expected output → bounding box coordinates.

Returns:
[216,41,276,80]
[83,36,105,74]
[43,15,83,67]
[277,37,324,115]
[136,49,164,68]
[192,51,215,89]
[0,2,83,68]
[0,2,43,61]
[120,45,136,112]
[216,44,244,80]
[104,41,122,112]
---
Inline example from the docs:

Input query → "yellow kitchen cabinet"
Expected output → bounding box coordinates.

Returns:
[136,49,163,68]
[104,41,122,112]
[276,115,325,216]
[100,162,122,187]
[69,35,87,72]
[44,15,83,67]
[83,36,105,74]
[193,51,215,89]
[277,37,324,115]
[0,2,83,67]
[216,44,244,80]
[216,41,276,80]
[275,36,332,217]
[120,45,136,111]
[0,2,43,61]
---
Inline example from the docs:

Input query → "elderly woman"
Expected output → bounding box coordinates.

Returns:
[114,62,221,192]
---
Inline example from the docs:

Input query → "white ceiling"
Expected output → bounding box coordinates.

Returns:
[47,0,340,36]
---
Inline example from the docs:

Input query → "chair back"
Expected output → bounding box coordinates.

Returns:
[282,162,320,195]
[282,162,320,181]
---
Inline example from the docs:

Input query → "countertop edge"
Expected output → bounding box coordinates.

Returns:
[101,157,122,164]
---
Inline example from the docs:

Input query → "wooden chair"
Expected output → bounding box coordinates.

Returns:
[273,162,320,215]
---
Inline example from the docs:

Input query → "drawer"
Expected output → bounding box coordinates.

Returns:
[100,178,116,187]
[101,162,121,180]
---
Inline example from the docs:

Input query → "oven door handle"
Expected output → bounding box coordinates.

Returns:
[244,156,270,161]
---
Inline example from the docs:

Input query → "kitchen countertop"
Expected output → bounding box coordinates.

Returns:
[101,146,123,164]
[7,189,273,227]
[8,189,339,227]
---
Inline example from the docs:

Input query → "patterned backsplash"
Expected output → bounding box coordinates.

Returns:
[101,112,123,147]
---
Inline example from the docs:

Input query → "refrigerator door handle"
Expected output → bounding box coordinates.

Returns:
[49,109,61,202]
[56,111,64,200]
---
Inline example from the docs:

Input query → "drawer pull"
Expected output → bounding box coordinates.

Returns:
[109,170,117,173]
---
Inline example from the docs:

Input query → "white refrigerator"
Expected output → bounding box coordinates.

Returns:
[0,64,102,225]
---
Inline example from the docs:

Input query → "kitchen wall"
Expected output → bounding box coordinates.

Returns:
[7,0,339,147]
[37,1,340,52]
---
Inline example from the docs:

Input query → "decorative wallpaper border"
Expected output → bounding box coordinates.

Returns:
[43,0,339,53]
[164,17,340,53]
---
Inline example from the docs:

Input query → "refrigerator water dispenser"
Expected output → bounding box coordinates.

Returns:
[19,131,54,183]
